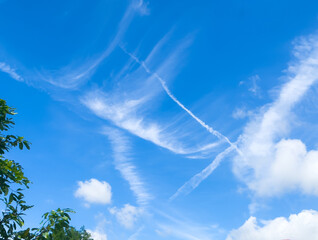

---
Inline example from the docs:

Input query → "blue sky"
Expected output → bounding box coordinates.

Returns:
[2,0,318,239]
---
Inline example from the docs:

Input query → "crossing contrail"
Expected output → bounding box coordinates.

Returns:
[121,47,242,155]
[169,145,235,200]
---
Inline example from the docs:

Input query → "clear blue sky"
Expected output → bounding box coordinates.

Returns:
[1,0,318,239]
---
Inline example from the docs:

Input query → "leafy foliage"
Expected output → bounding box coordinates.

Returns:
[0,99,32,239]
[33,208,92,240]
[0,99,93,239]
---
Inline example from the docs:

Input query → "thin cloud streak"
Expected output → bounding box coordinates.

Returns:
[105,127,152,206]
[122,47,242,156]
[40,0,149,89]
[154,210,220,240]
[128,226,144,240]
[0,62,23,81]
[170,145,235,200]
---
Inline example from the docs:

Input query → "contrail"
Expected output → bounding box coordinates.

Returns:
[121,47,242,155]
[169,145,235,201]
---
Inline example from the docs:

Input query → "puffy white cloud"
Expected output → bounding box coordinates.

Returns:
[226,210,318,240]
[109,204,142,229]
[87,230,107,240]
[233,34,318,197]
[75,179,112,205]
[249,139,318,196]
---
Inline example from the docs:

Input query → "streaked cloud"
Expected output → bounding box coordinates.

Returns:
[82,33,223,157]
[123,47,239,153]
[83,91,210,155]
[128,226,144,240]
[105,128,152,206]
[0,62,23,81]
[170,145,235,200]
[38,0,149,89]
[154,210,223,240]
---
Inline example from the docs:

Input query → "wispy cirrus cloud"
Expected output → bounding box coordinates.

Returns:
[170,33,318,201]
[154,210,223,240]
[122,47,240,154]
[128,226,144,240]
[82,89,220,155]
[82,32,224,156]
[170,145,235,200]
[37,0,150,89]
[0,62,23,81]
[105,127,152,206]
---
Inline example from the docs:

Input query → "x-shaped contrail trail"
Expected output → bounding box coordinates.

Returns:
[121,46,243,200]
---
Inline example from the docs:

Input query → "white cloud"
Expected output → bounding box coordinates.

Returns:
[82,32,224,158]
[248,74,261,96]
[132,0,150,16]
[82,89,218,156]
[154,210,223,240]
[249,139,318,196]
[109,204,142,229]
[105,128,152,206]
[87,230,107,240]
[170,145,235,200]
[74,178,112,206]
[233,34,318,197]
[128,226,144,240]
[38,0,145,89]
[232,107,252,120]
[226,210,318,240]
[0,62,23,81]
[87,213,108,240]
[82,91,163,150]
[125,48,239,153]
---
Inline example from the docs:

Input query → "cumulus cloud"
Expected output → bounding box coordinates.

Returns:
[109,204,142,229]
[233,34,318,197]
[87,230,107,240]
[250,139,318,196]
[75,178,112,206]
[226,210,318,240]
